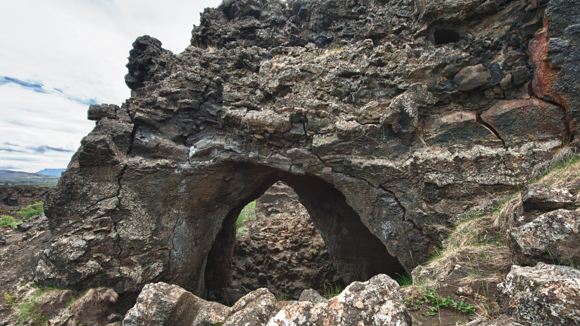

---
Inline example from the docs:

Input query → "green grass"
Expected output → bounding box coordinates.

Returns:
[0,215,22,228]
[4,293,16,307]
[395,273,413,287]
[405,286,475,316]
[323,283,342,299]
[16,201,44,220]
[236,201,256,227]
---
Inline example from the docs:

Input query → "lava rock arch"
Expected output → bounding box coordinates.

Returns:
[203,165,405,296]
[37,0,578,305]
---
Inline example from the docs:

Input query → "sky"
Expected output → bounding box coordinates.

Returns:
[0,0,223,173]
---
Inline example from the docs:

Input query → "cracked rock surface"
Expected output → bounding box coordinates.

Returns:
[124,274,410,326]
[498,262,580,326]
[37,0,580,300]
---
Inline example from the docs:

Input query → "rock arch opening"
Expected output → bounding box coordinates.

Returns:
[202,167,405,304]
[433,28,461,45]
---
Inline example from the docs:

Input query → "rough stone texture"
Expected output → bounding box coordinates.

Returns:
[255,181,300,217]
[521,183,576,212]
[299,289,328,304]
[38,0,578,298]
[509,208,580,266]
[224,288,279,326]
[480,99,566,147]
[36,289,74,318]
[123,282,231,326]
[498,183,577,233]
[453,64,491,91]
[0,185,50,217]
[529,0,580,138]
[0,185,50,207]
[48,287,119,326]
[497,262,580,326]
[266,274,411,326]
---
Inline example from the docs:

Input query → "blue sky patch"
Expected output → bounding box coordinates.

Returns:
[0,76,48,93]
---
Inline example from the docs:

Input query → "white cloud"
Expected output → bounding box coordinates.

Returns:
[0,0,222,172]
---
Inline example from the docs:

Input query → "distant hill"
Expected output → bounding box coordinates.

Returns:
[0,170,59,186]
[36,168,66,177]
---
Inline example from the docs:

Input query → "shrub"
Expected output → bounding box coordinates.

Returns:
[16,201,44,220]
[0,215,21,228]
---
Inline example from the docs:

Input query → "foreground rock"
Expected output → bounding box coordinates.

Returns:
[50,287,121,326]
[267,274,411,326]
[224,288,279,326]
[298,289,327,305]
[123,282,231,326]
[125,274,410,326]
[498,262,580,325]
[509,209,580,266]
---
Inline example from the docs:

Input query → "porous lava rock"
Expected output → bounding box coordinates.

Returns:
[498,262,580,326]
[299,289,327,305]
[123,282,231,326]
[255,181,300,217]
[509,208,580,267]
[38,0,578,300]
[223,288,279,326]
[124,274,410,326]
[267,274,411,326]
[498,183,577,232]
[0,185,50,207]
[48,288,120,326]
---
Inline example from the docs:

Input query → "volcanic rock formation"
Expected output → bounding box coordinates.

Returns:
[37,0,579,304]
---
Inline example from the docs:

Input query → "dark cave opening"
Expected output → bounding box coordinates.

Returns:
[203,166,405,304]
[434,28,461,45]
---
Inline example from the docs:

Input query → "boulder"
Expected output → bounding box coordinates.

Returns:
[521,184,575,211]
[266,274,411,326]
[509,209,580,266]
[498,263,580,325]
[123,282,231,326]
[49,287,119,326]
[36,289,74,318]
[298,289,328,304]
[224,288,279,326]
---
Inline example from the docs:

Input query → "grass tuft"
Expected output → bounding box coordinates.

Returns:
[395,273,413,287]
[16,201,44,220]
[323,283,342,299]
[0,215,22,228]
